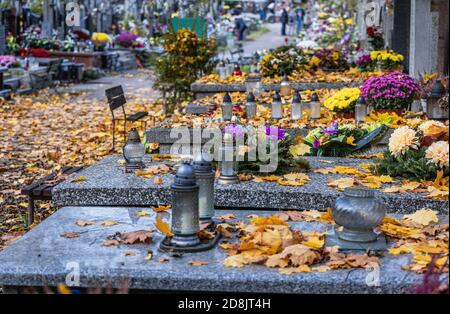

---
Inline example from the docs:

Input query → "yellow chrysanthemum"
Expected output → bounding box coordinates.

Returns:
[388,126,419,156]
[91,32,110,43]
[425,141,449,168]
[323,87,360,112]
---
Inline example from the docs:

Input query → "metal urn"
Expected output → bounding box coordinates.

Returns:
[222,92,233,121]
[193,152,215,223]
[123,128,145,171]
[332,187,386,243]
[427,79,448,121]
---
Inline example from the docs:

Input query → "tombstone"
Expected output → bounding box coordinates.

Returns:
[0,25,5,55]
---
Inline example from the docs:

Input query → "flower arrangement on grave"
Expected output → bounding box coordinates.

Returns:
[91,33,111,51]
[370,50,404,71]
[374,123,449,182]
[323,87,360,115]
[222,124,311,175]
[0,55,19,68]
[154,27,217,114]
[367,26,385,50]
[115,33,139,48]
[5,34,20,55]
[356,54,376,72]
[312,48,349,72]
[361,72,419,111]
[260,45,308,78]
[301,122,377,157]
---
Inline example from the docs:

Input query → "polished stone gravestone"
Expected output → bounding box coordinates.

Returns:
[0,25,5,55]
[0,207,433,293]
[52,156,448,214]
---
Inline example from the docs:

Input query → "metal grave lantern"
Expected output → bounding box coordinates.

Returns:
[218,133,239,185]
[355,96,367,124]
[326,187,387,251]
[246,92,257,119]
[427,79,448,121]
[310,93,321,120]
[193,152,215,223]
[245,73,262,97]
[271,91,283,119]
[123,128,145,171]
[222,92,233,121]
[159,162,220,253]
[291,91,302,121]
[280,74,292,98]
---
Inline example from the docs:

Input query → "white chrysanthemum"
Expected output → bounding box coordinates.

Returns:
[425,141,449,168]
[388,126,419,156]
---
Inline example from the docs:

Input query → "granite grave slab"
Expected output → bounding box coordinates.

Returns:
[52,156,448,214]
[0,207,437,293]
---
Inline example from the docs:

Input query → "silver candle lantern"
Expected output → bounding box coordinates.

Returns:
[123,128,145,171]
[280,74,292,98]
[310,93,321,120]
[327,187,387,250]
[427,79,448,121]
[355,96,367,124]
[222,92,233,121]
[291,91,302,121]
[246,92,257,119]
[193,152,215,223]
[271,92,283,119]
[170,162,201,247]
[218,133,239,185]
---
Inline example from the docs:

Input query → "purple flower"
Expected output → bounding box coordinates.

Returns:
[313,138,321,149]
[323,122,339,136]
[225,124,245,138]
[265,126,286,141]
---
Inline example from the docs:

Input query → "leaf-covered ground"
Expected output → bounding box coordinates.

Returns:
[0,70,161,249]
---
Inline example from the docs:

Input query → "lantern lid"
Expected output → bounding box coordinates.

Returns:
[192,152,213,173]
[344,187,374,198]
[292,91,302,103]
[173,162,197,187]
[429,79,446,97]
[126,128,141,143]
[357,96,366,105]
[247,92,256,103]
[311,93,319,102]
[272,92,282,102]
[223,92,232,103]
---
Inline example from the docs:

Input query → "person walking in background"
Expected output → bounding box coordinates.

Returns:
[280,8,289,36]
[235,15,247,41]
[296,5,306,35]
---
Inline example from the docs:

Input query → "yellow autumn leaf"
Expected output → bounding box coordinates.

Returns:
[289,143,311,157]
[155,216,174,237]
[346,136,356,146]
[327,177,356,191]
[101,220,118,227]
[403,209,439,227]
[71,176,86,183]
[136,211,150,217]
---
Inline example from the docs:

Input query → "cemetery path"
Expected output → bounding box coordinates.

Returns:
[0,69,161,247]
[242,22,288,54]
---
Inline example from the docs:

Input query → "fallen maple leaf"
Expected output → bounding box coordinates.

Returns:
[61,232,80,239]
[188,260,209,266]
[75,220,96,227]
[102,220,118,227]
[152,204,171,213]
[327,177,356,191]
[403,209,439,227]
[279,265,312,275]
[135,211,150,217]
[120,230,153,244]
[216,214,237,221]
[71,176,86,183]
[155,216,174,237]
[102,239,120,247]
